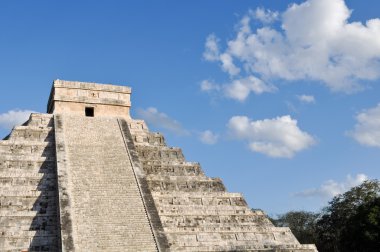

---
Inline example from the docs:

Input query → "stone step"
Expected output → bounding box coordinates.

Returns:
[147,177,225,192]
[0,143,55,157]
[160,213,273,227]
[0,188,56,197]
[147,175,208,182]
[141,160,193,166]
[143,163,205,177]
[0,166,56,175]
[166,231,300,247]
[0,195,56,209]
[162,223,277,233]
[1,222,59,233]
[0,235,59,252]
[0,142,54,148]
[152,191,244,197]
[0,157,56,166]
[0,160,56,176]
[24,113,54,128]
[0,172,55,179]
[137,146,185,162]
[126,119,149,133]
[0,213,59,230]
[0,176,56,188]
[0,203,58,215]
[133,132,166,146]
[0,209,58,217]
[164,227,295,237]
[168,242,316,252]
[153,192,248,207]
[156,205,251,215]
[6,126,54,142]
[0,180,57,192]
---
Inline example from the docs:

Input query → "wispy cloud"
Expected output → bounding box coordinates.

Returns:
[227,115,315,158]
[199,130,219,145]
[297,94,316,104]
[136,107,189,136]
[295,174,368,198]
[200,76,276,102]
[223,76,276,101]
[203,34,220,62]
[0,109,35,130]
[203,0,380,94]
[348,103,380,147]
[200,80,220,92]
[252,7,279,24]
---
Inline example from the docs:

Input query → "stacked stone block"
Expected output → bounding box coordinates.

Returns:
[0,114,60,252]
[127,119,317,252]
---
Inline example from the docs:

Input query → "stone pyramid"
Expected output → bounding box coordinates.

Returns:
[0,80,317,251]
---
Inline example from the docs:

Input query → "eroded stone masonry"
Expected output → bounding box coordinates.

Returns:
[0,80,317,252]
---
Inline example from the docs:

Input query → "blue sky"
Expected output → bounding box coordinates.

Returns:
[1,0,380,215]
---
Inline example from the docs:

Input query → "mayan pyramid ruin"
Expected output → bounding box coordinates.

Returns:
[0,80,317,251]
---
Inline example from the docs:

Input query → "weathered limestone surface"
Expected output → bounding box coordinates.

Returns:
[54,114,157,251]
[0,80,318,251]
[0,114,60,252]
[128,119,318,252]
[47,80,131,118]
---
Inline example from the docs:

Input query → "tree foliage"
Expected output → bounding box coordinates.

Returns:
[316,179,380,252]
[340,197,380,251]
[271,180,380,252]
[272,211,318,244]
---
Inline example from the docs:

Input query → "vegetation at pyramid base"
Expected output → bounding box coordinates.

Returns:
[271,179,380,252]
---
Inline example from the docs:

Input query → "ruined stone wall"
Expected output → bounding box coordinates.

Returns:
[0,114,60,252]
[127,119,318,252]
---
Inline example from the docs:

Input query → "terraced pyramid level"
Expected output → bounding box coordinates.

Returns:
[0,80,317,251]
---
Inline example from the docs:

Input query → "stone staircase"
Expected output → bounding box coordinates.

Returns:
[54,115,158,251]
[0,114,60,252]
[127,119,317,252]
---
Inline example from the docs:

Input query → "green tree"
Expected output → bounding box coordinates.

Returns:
[316,179,380,252]
[271,211,318,244]
[340,197,380,251]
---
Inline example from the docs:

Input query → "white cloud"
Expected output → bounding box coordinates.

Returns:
[0,109,35,130]
[200,80,220,92]
[295,174,368,198]
[203,34,220,61]
[297,94,316,103]
[348,104,380,147]
[203,34,240,76]
[219,53,240,76]
[204,0,380,93]
[136,107,189,136]
[227,115,315,158]
[223,76,276,101]
[200,76,275,102]
[199,130,219,145]
[252,7,279,24]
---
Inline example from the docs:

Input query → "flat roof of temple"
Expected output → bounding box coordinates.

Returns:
[53,79,131,93]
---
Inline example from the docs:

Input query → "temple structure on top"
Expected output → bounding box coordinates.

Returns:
[47,80,132,118]
[0,80,317,251]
